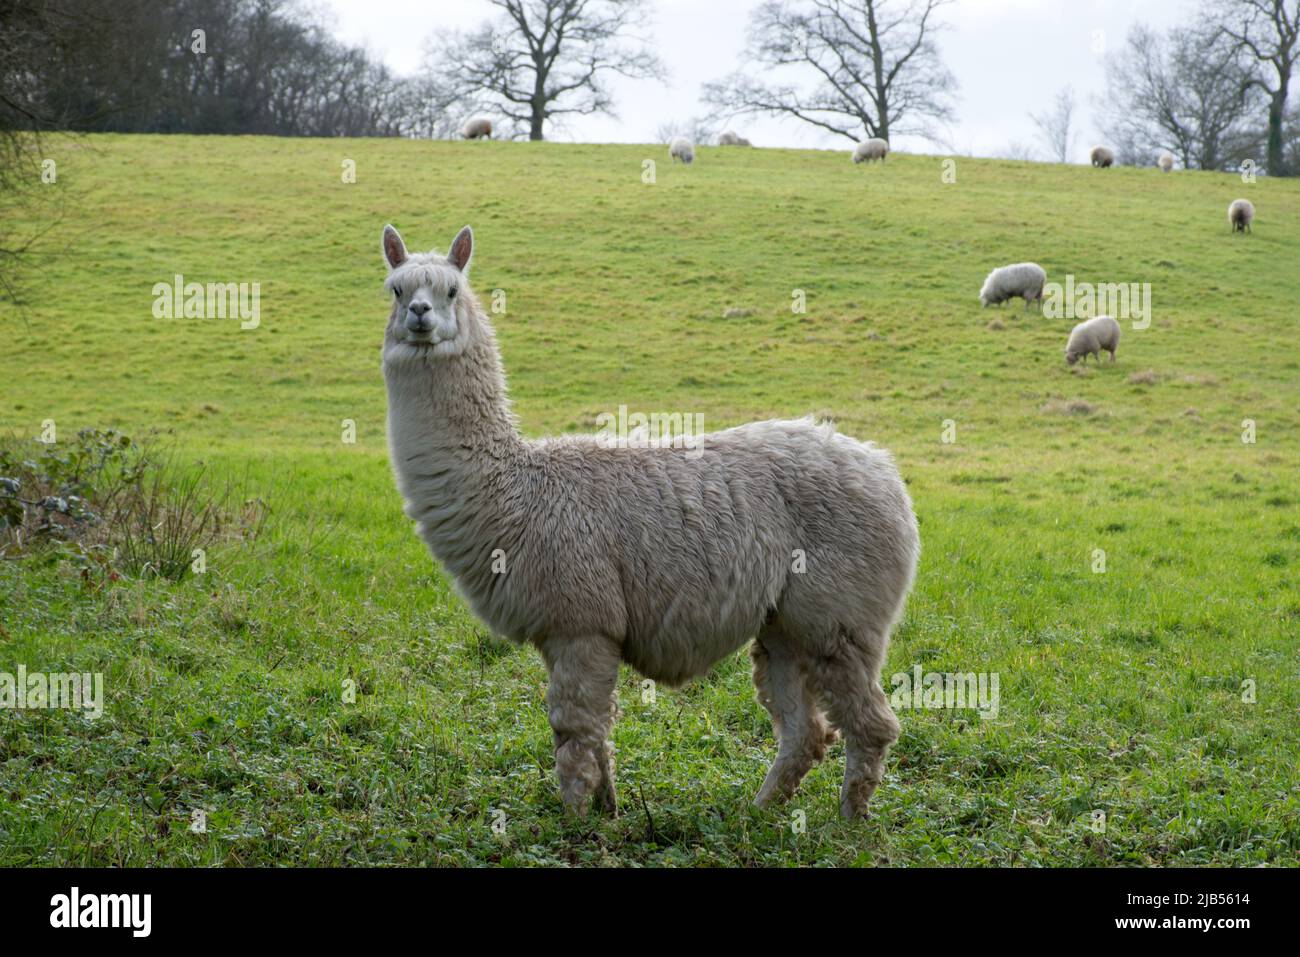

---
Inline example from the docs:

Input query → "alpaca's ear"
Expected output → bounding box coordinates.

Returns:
[382,224,407,270]
[447,226,473,273]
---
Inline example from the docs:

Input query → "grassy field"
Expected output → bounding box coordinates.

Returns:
[0,134,1296,866]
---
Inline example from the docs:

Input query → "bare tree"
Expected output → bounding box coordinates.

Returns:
[430,0,665,142]
[1211,0,1300,175]
[1285,99,1300,169]
[654,116,718,145]
[1102,24,1262,171]
[997,141,1038,162]
[1030,85,1075,164]
[702,0,956,144]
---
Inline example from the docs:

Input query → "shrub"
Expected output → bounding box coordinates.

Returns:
[0,429,264,581]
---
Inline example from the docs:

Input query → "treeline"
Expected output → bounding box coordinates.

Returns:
[1102,20,1300,175]
[0,0,455,138]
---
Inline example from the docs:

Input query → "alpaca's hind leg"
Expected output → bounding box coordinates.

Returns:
[807,636,900,819]
[540,635,621,817]
[751,624,833,807]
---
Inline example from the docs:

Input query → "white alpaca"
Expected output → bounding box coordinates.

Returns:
[380,225,920,819]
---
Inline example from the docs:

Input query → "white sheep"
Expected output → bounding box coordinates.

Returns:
[669,136,695,164]
[1065,315,1121,365]
[979,262,1047,310]
[1157,150,1174,172]
[460,117,493,140]
[1091,146,1115,168]
[852,138,889,164]
[718,131,752,147]
[1228,198,1254,234]
[379,223,920,820]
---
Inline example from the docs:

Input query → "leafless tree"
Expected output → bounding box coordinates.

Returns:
[997,141,1038,162]
[654,116,718,145]
[702,0,956,144]
[1101,24,1262,171]
[1030,85,1075,164]
[1284,99,1300,169]
[429,0,665,142]
[1211,0,1300,175]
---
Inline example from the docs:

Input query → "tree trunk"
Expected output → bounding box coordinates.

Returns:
[1267,86,1288,176]
[530,106,544,140]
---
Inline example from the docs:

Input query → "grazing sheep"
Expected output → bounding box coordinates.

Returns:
[979,262,1047,310]
[1157,150,1174,172]
[669,136,695,164]
[852,138,889,164]
[1091,146,1115,168]
[718,131,752,147]
[1228,198,1254,233]
[380,223,920,820]
[1065,315,1121,365]
[460,117,493,140]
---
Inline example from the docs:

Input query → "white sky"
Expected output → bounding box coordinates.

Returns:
[318,0,1193,160]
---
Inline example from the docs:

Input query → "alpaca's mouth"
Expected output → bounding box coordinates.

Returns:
[389,334,460,361]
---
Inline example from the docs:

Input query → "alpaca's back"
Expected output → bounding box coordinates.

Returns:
[458,418,918,684]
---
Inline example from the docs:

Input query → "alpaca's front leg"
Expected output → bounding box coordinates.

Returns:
[540,635,621,817]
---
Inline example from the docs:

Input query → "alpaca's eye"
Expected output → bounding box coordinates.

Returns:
[393,286,402,299]
[448,284,457,299]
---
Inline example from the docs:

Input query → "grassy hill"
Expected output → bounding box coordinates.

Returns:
[0,134,1296,865]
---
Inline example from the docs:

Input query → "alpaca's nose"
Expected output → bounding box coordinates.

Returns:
[406,301,433,334]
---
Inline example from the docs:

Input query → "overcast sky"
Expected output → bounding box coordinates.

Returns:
[320,0,1195,160]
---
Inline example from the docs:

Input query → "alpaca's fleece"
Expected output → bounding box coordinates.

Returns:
[718,131,752,146]
[1229,198,1254,233]
[460,117,493,139]
[1157,151,1174,172]
[979,262,1047,308]
[852,138,889,163]
[669,137,695,164]
[1091,146,1115,168]
[1065,315,1121,365]
[380,225,920,820]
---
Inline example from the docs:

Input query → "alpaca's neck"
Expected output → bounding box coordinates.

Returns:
[385,333,522,472]
[385,326,529,625]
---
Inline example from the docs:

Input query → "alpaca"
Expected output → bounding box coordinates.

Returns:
[379,224,920,819]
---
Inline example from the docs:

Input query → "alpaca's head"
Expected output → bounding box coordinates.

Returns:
[381,224,485,363]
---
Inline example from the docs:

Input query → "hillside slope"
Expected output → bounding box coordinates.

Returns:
[0,136,1296,865]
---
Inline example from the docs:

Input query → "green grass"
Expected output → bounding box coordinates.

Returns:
[0,134,1296,866]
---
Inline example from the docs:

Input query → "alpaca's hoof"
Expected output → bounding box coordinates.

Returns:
[563,798,591,818]
[839,775,881,820]
[839,797,871,820]
[754,778,796,809]
[596,782,618,817]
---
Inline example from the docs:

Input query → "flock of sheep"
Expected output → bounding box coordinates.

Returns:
[663,129,891,166]
[974,262,1112,365]
[458,117,1259,364]
[1090,144,1256,228]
